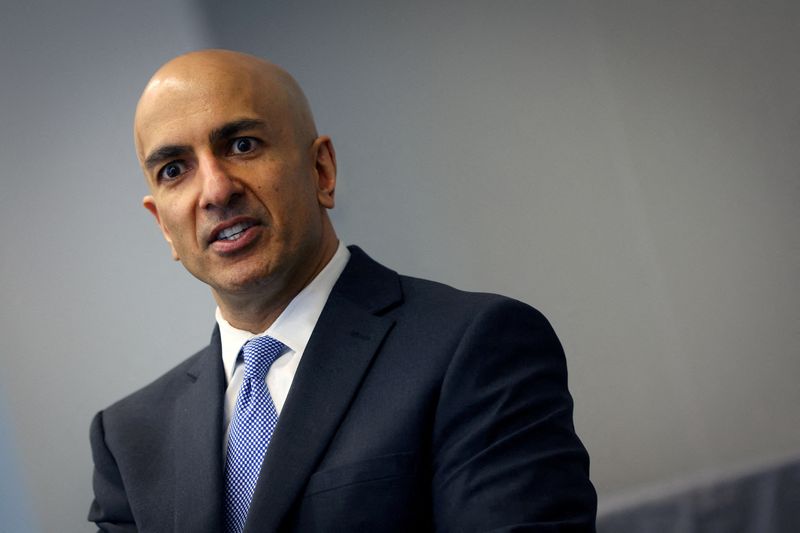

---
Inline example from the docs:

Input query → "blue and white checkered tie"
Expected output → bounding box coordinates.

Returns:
[224,336,286,533]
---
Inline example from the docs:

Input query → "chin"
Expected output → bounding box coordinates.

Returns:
[215,274,268,294]
[212,264,280,294]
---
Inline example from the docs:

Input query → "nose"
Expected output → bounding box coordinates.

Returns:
[197,154,243,210]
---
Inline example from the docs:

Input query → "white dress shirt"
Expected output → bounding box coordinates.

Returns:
[216,242,350,444]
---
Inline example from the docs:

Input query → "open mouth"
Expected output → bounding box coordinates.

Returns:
[214,221,257,243]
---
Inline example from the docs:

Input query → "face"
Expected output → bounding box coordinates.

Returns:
[137,63,337,305]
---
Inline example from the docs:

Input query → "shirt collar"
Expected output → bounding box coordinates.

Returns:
[216,241,351,382]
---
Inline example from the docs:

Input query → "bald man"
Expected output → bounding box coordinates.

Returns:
[88,50,597,532]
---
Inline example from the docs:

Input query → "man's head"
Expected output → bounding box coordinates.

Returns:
[135,50,338,329]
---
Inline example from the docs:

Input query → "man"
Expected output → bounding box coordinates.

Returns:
[89,49,596,532]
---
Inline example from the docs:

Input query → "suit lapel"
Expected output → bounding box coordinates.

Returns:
[243,246,402,532]
[173,327,226,532]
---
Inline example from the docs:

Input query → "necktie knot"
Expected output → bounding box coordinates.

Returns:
[241,336,286,381]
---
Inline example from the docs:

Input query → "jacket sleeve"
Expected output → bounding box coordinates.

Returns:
[431,298,597,532]
[88,411,138,532]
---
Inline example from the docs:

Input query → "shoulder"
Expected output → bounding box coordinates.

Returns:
[397,273,556,338]
[401,274,539,312]
[379,273,566,388]
[345,244,552,328]
[98,336,218,429]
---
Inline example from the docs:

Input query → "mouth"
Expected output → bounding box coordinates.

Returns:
[213,220,257,243]
[207,217,263,254]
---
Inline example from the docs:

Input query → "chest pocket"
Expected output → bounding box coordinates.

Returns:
[304,451,417,496]
[296,452,429,532]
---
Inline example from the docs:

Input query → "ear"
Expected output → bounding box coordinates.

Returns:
[143,195,180,261]
[312,136,336,209]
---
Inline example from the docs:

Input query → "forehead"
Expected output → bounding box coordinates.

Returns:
[135,70,289,159]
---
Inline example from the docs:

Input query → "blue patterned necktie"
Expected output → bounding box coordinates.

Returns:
[224,336,286,533]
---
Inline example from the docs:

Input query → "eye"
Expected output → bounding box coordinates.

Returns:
[229,137,258,155]
[157,161,187,182]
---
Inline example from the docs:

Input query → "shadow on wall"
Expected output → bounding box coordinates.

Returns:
[597,453,800,533]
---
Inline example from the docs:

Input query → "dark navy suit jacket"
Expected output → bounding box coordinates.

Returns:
[89,246,597,531]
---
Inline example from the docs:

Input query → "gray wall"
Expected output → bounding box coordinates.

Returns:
[0,2,208,531]
[1,2,798,531]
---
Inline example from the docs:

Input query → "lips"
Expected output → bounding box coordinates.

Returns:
[215,221,256,242]
[207,217,262,254]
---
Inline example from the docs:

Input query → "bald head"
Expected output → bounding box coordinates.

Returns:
[134,49,317,165]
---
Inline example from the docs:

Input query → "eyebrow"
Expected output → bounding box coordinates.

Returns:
[208,118,267,146]
[143,144,191,171]
[143,118,268,172]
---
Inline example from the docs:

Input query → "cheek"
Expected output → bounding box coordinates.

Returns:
[253,182,279,195]
[160,205,195,244]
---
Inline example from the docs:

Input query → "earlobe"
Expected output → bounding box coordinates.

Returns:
[143,195,180,261]
[314,136,337,209]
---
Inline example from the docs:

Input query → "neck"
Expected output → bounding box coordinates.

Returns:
[216,295,292,334]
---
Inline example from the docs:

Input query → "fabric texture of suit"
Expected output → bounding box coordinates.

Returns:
[89,246,597,532]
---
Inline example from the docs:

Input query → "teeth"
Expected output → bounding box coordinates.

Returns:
[216,222,254,241]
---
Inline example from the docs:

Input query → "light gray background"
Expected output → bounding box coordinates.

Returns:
[1,1,798,531]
